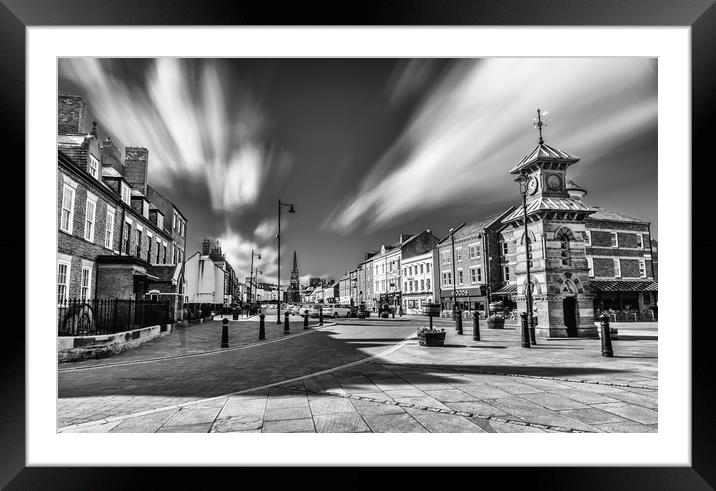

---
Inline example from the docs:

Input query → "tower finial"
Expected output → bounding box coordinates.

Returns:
[533,109,548,145]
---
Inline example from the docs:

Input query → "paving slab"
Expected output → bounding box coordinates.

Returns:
[556,407,630,425]
[591,402,659,425]
[262,418,315,433]
[210,415,264,432]
[264,406,312,421]
[157,422,212,433]
[404,408,485,433]
[362,412,429,433]
[110,409,179,433]
[518,392,590,411]
[314,413,371,433]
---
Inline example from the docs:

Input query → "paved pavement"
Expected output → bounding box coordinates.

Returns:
[58,317,657,433]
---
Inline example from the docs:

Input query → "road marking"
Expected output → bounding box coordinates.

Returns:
[58,331,417,432]
[58,323,339,373]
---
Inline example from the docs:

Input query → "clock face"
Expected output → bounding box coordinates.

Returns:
[527,176,538,195]
[547,174,562,191]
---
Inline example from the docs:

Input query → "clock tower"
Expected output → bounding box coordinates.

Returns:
[501,110,598,338]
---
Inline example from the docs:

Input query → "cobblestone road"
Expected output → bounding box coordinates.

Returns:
[58,318,658,433]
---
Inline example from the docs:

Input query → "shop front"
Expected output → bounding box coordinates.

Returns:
[402,294,434,315]
[439,285,488,315]
[589,280,658,321]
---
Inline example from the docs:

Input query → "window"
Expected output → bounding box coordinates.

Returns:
[80,267,91,301]
[121,182,131,205]
[638,259,646,278]
[409,281,413,292]
[172,213,177,230]
[426,279,431,291]
[644,292,651,305]
[610,232,618,248]
[556,228,571,266]
[105,208,115,249]
[426,264,430,274]
[88,154,99,179]
[408,266,412,276]
[403,268,407,276]
[420,279,425,291]
[476,267,482,282]
[84,197,97,242]
[503,265,511,281]
[156,239,161,263]
[457,270,464,285]
[146,237,152,262]
[57,261,70,303]
[143,201,150,219]
[587,257,594,277]
[420,264,424,274]
[613,258,621,277]
[136,230,142,258]
[468,246,475,259]
[163,244,167,264]
[637,234,644,249]
[584,230,591,246]
[157,214,164,230]
[502,242,509,255]
[60,184,75,233]
[123,223,131,254]
[456,248,462,262]
[442,272,452,287]
[470,268,477,284]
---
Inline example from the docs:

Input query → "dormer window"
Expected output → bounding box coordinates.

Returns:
[143,200,150,219]
[88,154,99,179]
[121,182,131,205]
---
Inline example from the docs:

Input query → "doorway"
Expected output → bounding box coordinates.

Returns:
[563,296,578,337]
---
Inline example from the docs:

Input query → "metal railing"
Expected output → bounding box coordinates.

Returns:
[58,298,174,337]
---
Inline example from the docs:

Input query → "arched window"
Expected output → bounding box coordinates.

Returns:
[555,227,576,266]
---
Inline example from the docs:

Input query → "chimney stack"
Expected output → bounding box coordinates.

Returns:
[125,147,149,194]
[57,95,87,135]
[101,136,126,176]
[399,233,412,243]
[202,239,211,255]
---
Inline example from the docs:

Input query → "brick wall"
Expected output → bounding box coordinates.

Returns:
[58,95,87,134]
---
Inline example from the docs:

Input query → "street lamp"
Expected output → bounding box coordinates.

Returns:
[448,227,462,334]
[248,250,261,316]
[277,199,296,324]
[515,171,537,345]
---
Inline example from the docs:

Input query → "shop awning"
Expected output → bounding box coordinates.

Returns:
[589,280,658,292]
[492,284,517,295]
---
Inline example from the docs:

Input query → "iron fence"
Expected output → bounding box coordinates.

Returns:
[58,298,174,337]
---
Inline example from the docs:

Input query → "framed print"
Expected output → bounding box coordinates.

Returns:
[4,0,714,488]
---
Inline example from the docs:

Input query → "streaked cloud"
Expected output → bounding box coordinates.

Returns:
[59,58,292,213]
[253,218,278,241]
[325,58,657,233]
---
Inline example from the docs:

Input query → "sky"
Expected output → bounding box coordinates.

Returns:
[58,58,658,285]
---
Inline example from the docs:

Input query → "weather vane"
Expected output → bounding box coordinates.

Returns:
[533,108,548,144]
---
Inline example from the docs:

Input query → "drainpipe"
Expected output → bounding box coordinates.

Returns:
[483,228,491,308]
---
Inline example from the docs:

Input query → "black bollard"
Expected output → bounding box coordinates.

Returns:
[529,313,537,346]
[319,307,323,326]
[284,311,290,334]
[303,310,309,329]
[456,309,463,335]
[233,310,238,321]
[392,308,395,319]
[221,317,229,348]
[599,313,613,357]
[473,311,480,341]
[520,312,531,348]
[259,313,266,340]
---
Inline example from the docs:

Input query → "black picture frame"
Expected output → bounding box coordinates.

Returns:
[4,0,712,487]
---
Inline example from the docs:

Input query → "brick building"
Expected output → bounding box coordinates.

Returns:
[57,94,187,320]
[436,209,516,315]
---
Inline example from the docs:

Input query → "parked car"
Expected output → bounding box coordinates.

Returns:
[330,304,352,318]
[308,304,323,318]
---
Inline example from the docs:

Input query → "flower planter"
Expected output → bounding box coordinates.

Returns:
[417,330,446,347]
[486,315,505,329]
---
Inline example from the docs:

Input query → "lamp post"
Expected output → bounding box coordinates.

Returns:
[277,199,296,324]
[448,227,462,334]
[515,172,536,345]
[248,250,261,316]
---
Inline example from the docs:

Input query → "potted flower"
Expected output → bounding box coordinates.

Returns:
[417,326,446,347]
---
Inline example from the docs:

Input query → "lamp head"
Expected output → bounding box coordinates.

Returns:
[515,173,528,194]
[288,204,296,214]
